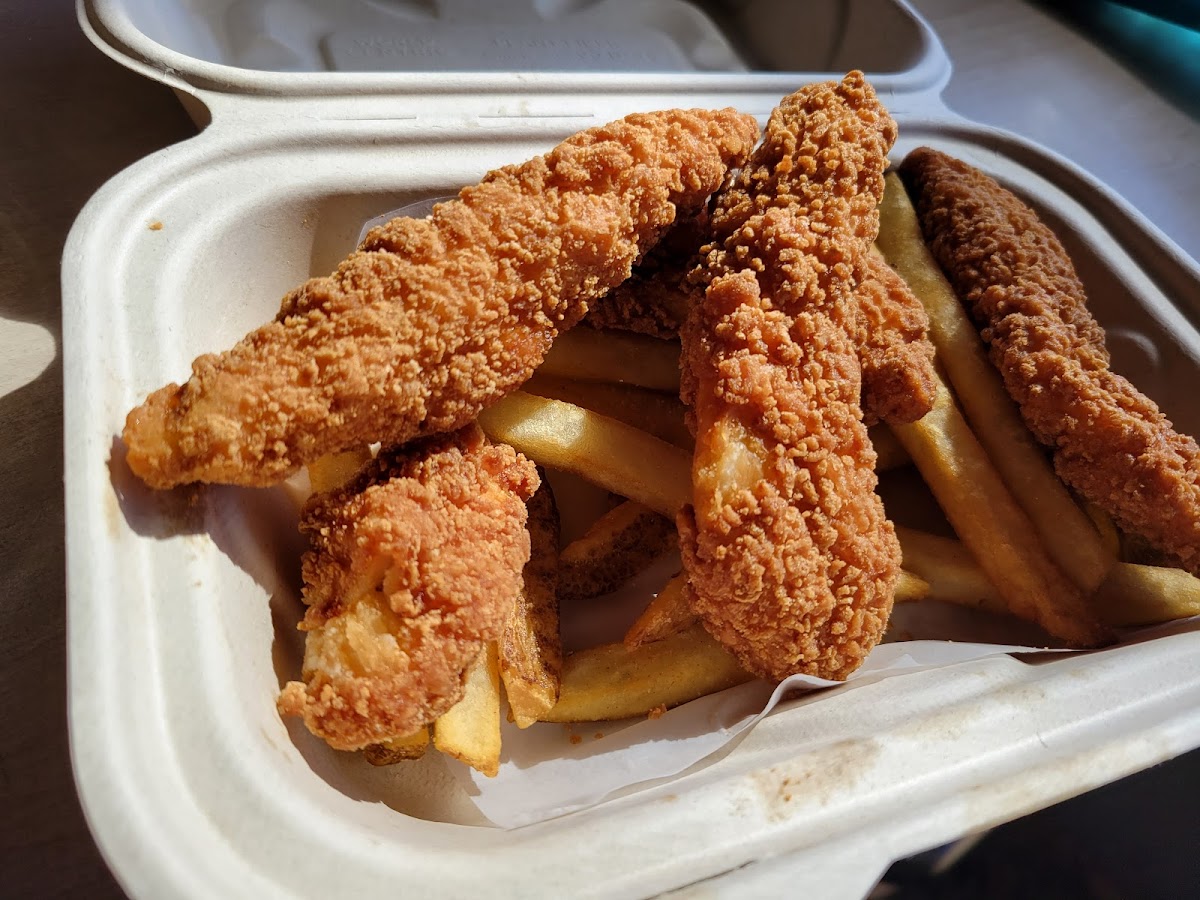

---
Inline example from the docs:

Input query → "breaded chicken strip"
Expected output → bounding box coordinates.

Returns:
[583,210,708,339]
[584,228,935,426]
[900,147,1200,575]
[277,425,537,751]
[123,109,760,489]
[677,73,902,682]
[856,251,937,426]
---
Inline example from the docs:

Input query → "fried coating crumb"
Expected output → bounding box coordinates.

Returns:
[124,109,760,489]
[583,210,708,339]
[276,425,538,751]
[900,147,1200,575]
[856,251,937,426]
[678,72,903,682]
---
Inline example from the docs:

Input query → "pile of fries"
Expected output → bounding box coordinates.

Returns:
[298,171,1200,779]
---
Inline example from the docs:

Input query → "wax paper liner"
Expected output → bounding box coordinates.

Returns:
[447,619,1191,829]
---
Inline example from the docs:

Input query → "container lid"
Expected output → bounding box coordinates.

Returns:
[81,0,954,121]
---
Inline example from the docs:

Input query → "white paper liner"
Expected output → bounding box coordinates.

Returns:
[447,635,1090,828]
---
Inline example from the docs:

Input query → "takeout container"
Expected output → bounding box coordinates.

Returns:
[64,0,1200,896]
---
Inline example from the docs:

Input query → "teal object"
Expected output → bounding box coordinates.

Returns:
[1106,0,1200,30]
[1037,0,1200,119]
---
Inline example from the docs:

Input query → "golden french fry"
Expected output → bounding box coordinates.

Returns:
[624,573,696,649]
[895,525,1200,628]
[1083,501,1122,561]
[623,569,930,651]
[877,174,1113,592]
[870,424,910,472]
[895,526,1005,612]
[306,447,372,494]
[890,371,1110,645]
[499,481,563,729]
[525,374,693,449]
[361,728,430,766]
[896,569,931,603]
[558,500,677,602]
[1093,564,1200,626]
[477,392,692,518]
[540,625,753,723]
[433,644,502,777]
[536,328,682,392]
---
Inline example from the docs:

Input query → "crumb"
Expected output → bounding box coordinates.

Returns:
[593,732,604,740]
[647,705,667,720]
[569,734,583,745]
[148,221,163,231]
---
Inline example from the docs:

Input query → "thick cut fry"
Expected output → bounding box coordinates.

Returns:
[895,526,1004,610]
[1093,565,1200,626]
[871,425,909,472]
[433,643,502,777]
[362,729,430,766]
[541,625,752,722]
[624,573,695,648]
[499,480,563,728]
[477,392,692,518]
[624,570,929,649]
[896,527,1200,628]
[559,501,677,602]
[524,375,904,467]
[536,328,682,393]
[306,448,372,494]
[1083,502,1122,560]
[877,173,1113,592]
[896,570,931,603]
[524,375,692,449]
[890,371,1111,645]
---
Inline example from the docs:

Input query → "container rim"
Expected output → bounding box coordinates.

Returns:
[78,0,952,107]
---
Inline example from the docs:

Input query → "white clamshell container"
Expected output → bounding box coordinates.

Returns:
[64,0,1200,897]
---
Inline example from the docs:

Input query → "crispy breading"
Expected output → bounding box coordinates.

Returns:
[123,109,760,489]
[677,72,903,682]
[583,201,936,430]
[276,425,538,751]
[856,251,937,425]
[498,476,563,728]
[583,210,707,339]
[900,147,1200,575]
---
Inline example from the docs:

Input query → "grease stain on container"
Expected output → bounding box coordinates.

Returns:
[751,738,883,821]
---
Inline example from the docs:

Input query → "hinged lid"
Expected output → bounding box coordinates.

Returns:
[80,0,955,125]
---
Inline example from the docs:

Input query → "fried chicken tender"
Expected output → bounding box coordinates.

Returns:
[583,226,936,427]
[900,147,1200,575]
[583,210,708,339]
[856,251,937,426]
[123,109,760,489]
[276,425,538,751]
[677,72,902,682]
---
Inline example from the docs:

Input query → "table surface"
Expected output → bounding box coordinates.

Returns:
[3,1,1197,896]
